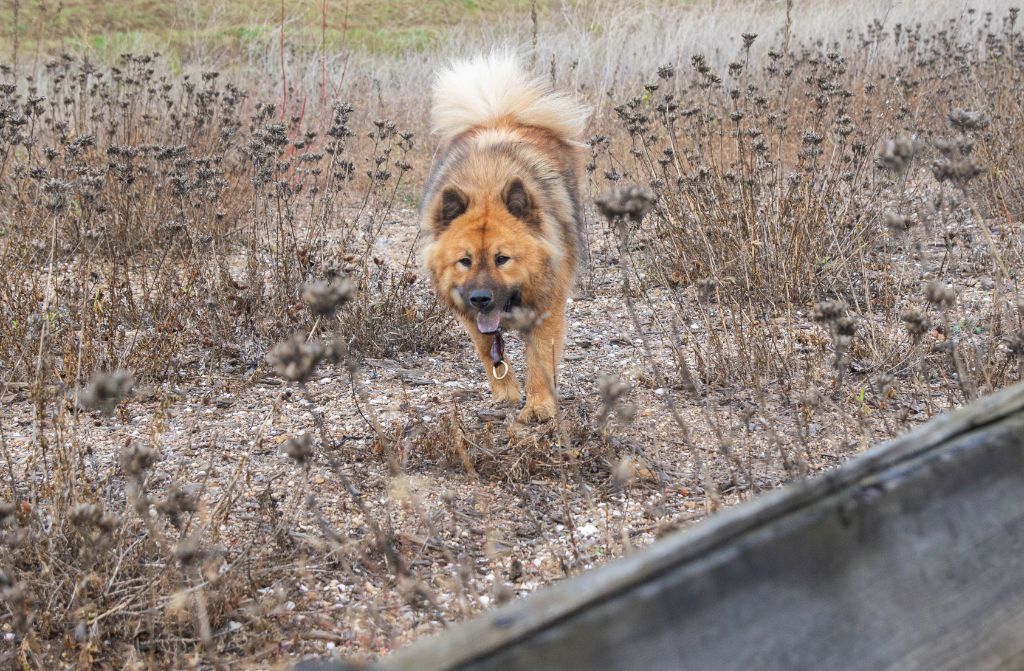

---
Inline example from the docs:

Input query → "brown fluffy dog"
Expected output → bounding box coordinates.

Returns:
[420,53,590,422]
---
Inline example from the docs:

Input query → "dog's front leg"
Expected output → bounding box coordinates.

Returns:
[458,316,522,405]
[519,307,565,423]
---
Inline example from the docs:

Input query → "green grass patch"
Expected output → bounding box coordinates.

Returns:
[1,0,562,66]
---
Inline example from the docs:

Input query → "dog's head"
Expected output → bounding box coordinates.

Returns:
[424,177,551,334]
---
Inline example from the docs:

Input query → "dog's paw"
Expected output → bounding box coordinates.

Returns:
[517,398,556,424]
[491,379,521,405]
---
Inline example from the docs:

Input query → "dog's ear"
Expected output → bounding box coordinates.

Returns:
[502,178,535,223]
[434,186,468,230]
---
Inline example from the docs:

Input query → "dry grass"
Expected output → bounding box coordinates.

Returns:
[1,1,1022,669]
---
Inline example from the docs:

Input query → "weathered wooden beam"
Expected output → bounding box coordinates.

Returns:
[301,383,1024,671]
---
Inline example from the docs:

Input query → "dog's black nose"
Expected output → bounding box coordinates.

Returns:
[468,289,494,310]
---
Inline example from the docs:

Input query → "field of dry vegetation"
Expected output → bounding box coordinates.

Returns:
[1,0,1023,668]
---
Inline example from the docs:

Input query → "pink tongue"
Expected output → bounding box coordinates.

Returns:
[476,311,501,334]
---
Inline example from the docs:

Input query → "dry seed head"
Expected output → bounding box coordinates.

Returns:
[599,375,630,406]
[42,178,74,212]
[70,503,119,535]
[948,108,989,131]
[696,278,717,303]
[267,334,324,382]
[119,444,159,477]
[875,374,894,397]
[901,307,930,338]
[172,538,206,566]
[156,485,198,528]
[595,185,655,223]
[618,401,639,423]
[612,456,637,489]
[1005,333,1024,358]
[78,370,134,414]
[932,135,984,184]
[925,280,956,308]
[812,300,847,323]
[834,316,858,338]
[282,434,313,465]
[0,501,13,524]
[504,306,547,333]
[884,211,910,234]
[301,278,354,318]
[876,136,916,175]
[800,387,822,409]
[598,375,636,425]
[932,157,984,184]
[70,503,101,528]
[0,579,26,605]
[322,336,350,365]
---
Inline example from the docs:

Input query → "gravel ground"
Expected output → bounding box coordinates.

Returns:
[2,210,1001,667]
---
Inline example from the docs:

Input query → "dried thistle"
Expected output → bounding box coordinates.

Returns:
[1004,333,1024,358]
[612,456,637,489]
[282,434,313,465]
[323,336,350,365]
[70,503,119,535]
[901,307,930,342]
[812,300,848,324]
[301,278,355,318]
[598,375,636,427]
[595,185,654,223]
[925,280,956,308]
[172,538,206,567]
[834,316,857,339]
[119,444,159,478]
[156,485,199,528]
[70,503,102,528]
[948,109,989,131]
[267,335,325,382]
[932,136,984,185]
[800,387,823,411]
[884,211,910,234]
[504,306,547,333]
[696,278,717,303]
[874,374,895,398]
[876,136,916,175]
[0,501,14,524]
[78,370,134,414]
[42,178,73,212]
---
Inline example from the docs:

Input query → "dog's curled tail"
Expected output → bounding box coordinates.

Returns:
[430,52,590,143]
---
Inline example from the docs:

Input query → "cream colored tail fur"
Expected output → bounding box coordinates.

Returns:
[430,52,590,142]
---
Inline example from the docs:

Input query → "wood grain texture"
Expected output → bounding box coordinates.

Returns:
[299,383,1024,671]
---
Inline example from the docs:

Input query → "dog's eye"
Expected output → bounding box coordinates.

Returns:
[495,254,511,267]
[458,257,472,268]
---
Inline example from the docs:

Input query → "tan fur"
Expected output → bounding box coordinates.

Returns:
[421,54,589,422]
